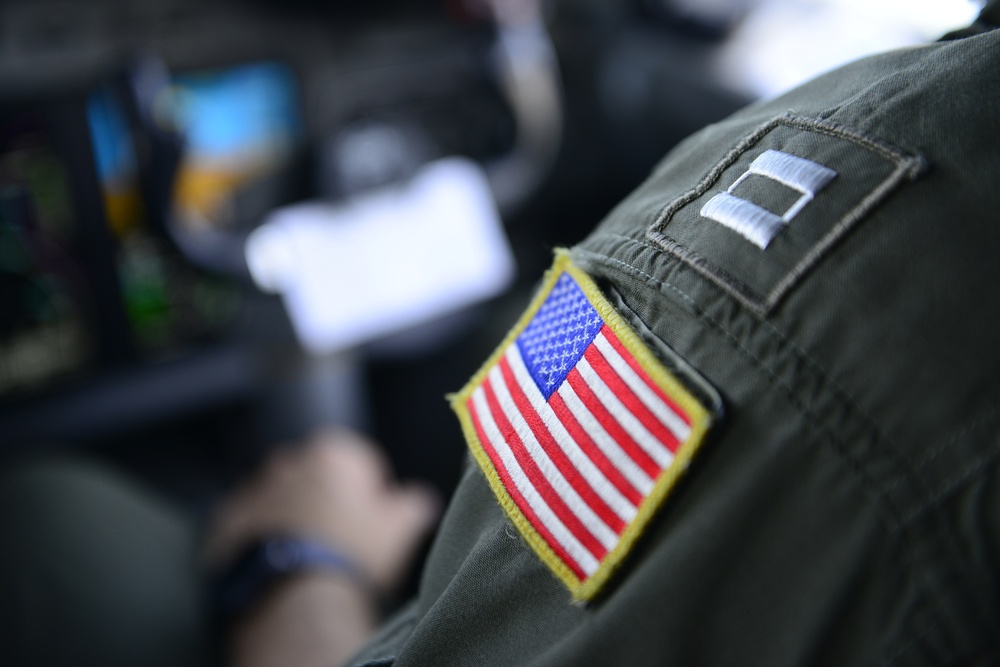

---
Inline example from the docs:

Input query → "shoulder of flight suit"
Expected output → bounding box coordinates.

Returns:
[352,18,1000,667]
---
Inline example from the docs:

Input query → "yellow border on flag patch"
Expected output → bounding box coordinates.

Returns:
[450,250,713,601]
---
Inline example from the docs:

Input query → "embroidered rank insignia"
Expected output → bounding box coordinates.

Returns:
[646,112,926,315]
[451,252,712,600]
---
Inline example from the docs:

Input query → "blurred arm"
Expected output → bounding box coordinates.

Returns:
[204,429,440,667]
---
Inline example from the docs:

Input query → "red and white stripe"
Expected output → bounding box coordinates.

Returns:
[466,324,693,581]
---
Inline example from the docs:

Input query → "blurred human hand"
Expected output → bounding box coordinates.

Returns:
[204,428,441,593]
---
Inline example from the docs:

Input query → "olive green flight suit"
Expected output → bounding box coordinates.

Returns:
[352,7,1000,666]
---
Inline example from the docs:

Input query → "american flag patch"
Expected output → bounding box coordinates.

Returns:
[451,253,713,600]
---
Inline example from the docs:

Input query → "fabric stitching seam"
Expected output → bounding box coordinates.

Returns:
[903,434,1000,527]
[912,408,999,470]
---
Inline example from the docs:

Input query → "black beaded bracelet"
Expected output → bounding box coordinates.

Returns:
[211,536,372,621]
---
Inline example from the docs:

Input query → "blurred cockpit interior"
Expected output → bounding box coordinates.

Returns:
[0,0,979,506]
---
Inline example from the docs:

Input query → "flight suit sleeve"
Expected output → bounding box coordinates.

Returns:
[352,17,1000,667]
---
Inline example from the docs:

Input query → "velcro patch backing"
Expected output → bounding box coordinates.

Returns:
[646,113,925,315]
[450,252,713,601]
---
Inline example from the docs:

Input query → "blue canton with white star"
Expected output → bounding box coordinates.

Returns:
[516,273,604,399]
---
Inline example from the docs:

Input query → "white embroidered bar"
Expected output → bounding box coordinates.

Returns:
[701,149,837,248]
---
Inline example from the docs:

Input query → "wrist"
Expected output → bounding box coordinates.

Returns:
[230,573,378,667]
[211,536,374,624]
[250,570,378,622]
